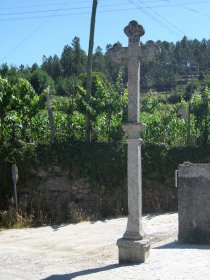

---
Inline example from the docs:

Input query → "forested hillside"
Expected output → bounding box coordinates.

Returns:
[2,36,210,91]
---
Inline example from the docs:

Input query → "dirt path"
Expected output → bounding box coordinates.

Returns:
[0,213,210,280]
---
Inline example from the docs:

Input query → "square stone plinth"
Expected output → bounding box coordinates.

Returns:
[178,163,210,243]
[117,238,150,264]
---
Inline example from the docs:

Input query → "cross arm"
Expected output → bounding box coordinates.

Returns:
[141,40,161,61]
[106,43,128,64]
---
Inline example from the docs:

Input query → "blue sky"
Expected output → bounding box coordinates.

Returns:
[1,0,210,67]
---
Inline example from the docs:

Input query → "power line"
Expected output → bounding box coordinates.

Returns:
[0,3,138,21]
[0,1,72,63]
[0,3,133,16]
[0,0,182,10]
[0,2,172,18]
[177,4,210,19]
[152,0,210,8]
[0,2,72,10]
[1,1,210,18]
[0,6,91,16]
[136,0,185,37]
[128,0,182,39]
[1,0,210,63]
[0,7,139,21]
[0,0,91,10]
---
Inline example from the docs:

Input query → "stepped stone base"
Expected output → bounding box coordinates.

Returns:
[117,238,150,264]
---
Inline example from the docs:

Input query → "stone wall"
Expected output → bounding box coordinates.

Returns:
[17,164,177,220]
[178,162,210,243]
[19,166,100,214]
[17,165,130,221]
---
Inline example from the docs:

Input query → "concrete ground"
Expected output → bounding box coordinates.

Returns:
[0,213,210,280]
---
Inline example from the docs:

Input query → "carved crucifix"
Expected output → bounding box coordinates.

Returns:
[108,20,161,264]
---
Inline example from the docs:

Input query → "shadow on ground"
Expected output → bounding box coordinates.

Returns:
[154,241,210,250]
[41,263,135,280]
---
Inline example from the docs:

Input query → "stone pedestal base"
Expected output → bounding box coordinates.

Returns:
[117,238,150,264]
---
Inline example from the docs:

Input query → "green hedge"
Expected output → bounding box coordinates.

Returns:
[1,141,210,212]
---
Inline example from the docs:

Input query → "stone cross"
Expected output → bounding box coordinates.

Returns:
[108,20,161,264]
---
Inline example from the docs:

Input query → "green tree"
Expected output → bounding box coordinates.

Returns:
[60,45,74,76]
[0,77,13,143]
[29,68,55,95]
[42,55,63,80]
[71,37,87,75]
[93,46,107,74]
[0,77,43,143]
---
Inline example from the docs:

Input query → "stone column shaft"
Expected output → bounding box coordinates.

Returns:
[128,46,140,123]
[123,138,144,240]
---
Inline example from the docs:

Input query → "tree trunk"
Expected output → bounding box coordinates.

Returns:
[86,0,98,142]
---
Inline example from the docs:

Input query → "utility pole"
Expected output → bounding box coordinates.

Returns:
[85,0,98,142]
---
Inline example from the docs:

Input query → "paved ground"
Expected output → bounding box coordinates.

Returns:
[0,213,210,280]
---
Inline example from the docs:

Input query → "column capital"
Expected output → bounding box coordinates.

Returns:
[126,138,143,145]
[122,122,146,139]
